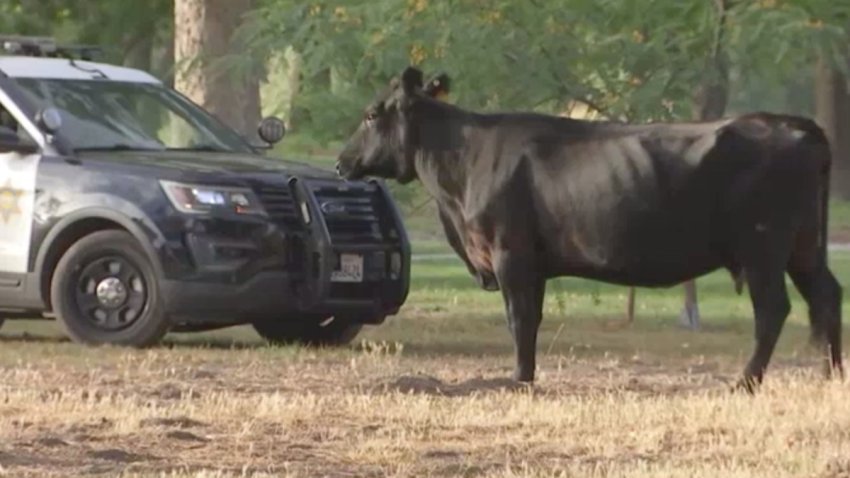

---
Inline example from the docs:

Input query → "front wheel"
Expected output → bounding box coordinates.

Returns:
[50,230,169,347]
[252,316,362,347]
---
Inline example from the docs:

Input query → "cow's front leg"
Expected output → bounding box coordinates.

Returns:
[493,250,546,382]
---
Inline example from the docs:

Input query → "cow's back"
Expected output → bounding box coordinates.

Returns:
[517,114,819,286]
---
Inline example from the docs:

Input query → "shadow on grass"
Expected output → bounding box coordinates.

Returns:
[0,333,70,344]
[0,335,264,351]
[0,325,266,351]
[375,316,822,363]
[0,312,830,367]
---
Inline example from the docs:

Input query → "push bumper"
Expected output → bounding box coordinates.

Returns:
[159,178,411,325]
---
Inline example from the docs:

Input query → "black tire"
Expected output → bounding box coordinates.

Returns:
[252,316,363,347]
[50,230,168,347]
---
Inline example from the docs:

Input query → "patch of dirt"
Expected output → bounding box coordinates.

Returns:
[189,368,217,379]
[148,383,202,400]
[87,448,151,463]
[374,374,448,395]
[372,374,532,396]
[139,416,207,429]
[165,430,209,442]
[829,229,850,243]
[65,417,113,434]
[32,437,70,448]
[453,377,533,395]
[422,448,465,459]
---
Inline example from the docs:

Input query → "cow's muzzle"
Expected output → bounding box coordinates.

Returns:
[335,159,361,180]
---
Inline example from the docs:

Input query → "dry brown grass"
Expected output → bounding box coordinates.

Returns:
[1,321,848,478]
[2,252,849,477]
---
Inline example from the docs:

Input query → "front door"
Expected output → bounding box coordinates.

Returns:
[0,98,40,275]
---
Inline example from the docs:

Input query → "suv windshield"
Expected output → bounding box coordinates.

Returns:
[11,78,253,153]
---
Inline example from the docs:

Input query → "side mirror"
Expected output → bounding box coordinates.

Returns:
[0,126,37,154]
[36,107,63,134]
[257,117,285,147]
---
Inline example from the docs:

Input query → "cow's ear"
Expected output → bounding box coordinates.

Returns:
[423,73,451,101]
[401,66,424,96]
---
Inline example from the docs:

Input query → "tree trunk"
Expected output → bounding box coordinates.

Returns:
[814,54,850,199]
[284,47,305,132]
[174,0,261,140]
[626,0,730,329]
[675,5,730,331]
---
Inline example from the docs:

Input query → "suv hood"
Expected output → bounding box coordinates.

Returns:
[76,150,340,182]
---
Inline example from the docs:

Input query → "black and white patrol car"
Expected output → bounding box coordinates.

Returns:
[0,36,410,347]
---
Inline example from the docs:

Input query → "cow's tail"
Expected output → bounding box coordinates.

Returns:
[797,118,832,267]
[820,145,831,267]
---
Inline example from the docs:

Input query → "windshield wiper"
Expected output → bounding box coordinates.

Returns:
[167,144,230,153]
[75,144,165,152]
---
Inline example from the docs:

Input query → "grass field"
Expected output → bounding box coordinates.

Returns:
[1,248,849,477]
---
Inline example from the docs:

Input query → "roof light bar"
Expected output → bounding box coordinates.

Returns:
[0,35,102,61]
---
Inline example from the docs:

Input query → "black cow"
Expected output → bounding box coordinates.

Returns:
[336,66,843,392]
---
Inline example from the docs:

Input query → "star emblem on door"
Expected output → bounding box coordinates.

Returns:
[0,179,24,223]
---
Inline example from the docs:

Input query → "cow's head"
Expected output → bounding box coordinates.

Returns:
[336,66,451,184]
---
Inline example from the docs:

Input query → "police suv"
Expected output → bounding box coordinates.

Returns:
[0,36,410,347]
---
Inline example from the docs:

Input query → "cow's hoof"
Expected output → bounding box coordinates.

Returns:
[678,306,700,330]
[512,370,535,383]
[477,275,500,291]
[731,377,759,395]
[823,362,845,381]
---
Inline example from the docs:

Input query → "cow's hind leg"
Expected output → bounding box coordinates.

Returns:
[788,264,844,379]
[737,250,792,394]
[494,250,546,382]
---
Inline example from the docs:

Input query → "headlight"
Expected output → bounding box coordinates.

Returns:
[159,180,266,216]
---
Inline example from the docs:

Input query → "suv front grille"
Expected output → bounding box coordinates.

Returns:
[253,184,301,230]
[308,181,386,245]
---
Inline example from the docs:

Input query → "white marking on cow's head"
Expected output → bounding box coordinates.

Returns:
[336,66,451,184]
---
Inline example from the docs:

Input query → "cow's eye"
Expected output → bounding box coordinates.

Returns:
[365,111,379,123]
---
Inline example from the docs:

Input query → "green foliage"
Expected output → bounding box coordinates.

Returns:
[0,1,71,36]
[242,0,849,140]
[726,0,850,114]
[0,0,173,78]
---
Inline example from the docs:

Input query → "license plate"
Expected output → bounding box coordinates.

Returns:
[331,253,364,283]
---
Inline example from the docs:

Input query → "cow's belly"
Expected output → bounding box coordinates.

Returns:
[542,206,729,287]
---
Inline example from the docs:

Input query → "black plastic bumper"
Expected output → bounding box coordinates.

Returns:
[162,272,297,322]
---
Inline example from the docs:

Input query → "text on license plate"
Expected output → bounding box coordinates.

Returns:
[331,253,364,283]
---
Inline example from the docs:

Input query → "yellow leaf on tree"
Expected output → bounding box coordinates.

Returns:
[482,10,503,24]
[631,30,645,43]
[410,43,428,65]
[407,0,428,15]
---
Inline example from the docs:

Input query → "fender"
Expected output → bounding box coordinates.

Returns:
[33,197,168,280]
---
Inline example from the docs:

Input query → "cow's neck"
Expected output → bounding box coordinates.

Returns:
[414,147,469,208]
[411,102,483,213]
